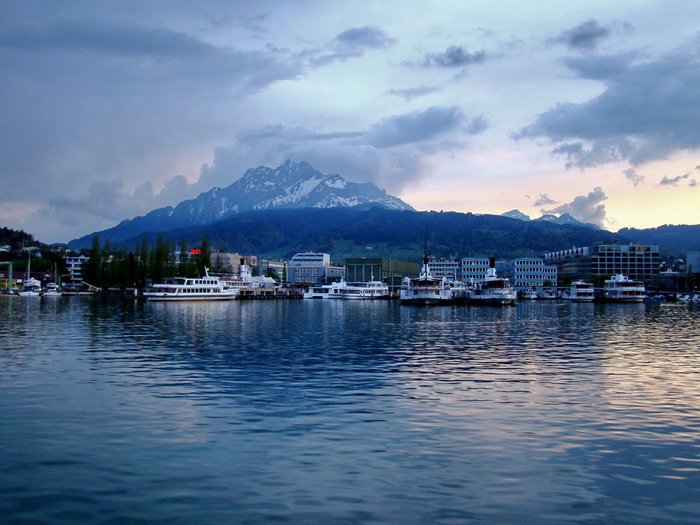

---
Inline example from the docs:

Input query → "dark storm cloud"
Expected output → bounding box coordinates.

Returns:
[420,45,489,68]
[555,20,610,50]
[516,42,700,169]
[367,106,485,148]
[542,187,608,226]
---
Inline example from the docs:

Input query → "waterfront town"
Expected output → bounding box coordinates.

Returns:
[1,238,698,301]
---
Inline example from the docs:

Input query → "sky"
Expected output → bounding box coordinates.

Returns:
[2,0,700,243]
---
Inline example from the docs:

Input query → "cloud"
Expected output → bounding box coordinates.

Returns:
[388,85,441,101]
[623,168,645,186]
[367,106,484,148]
[516,40,700,169]
[197,106,487,195]
[554,20,610,50]
[419,45,489,68]
[307,26,395,66]
[658,172,697,187]
[542,187,608,226]
[534,193,557,206]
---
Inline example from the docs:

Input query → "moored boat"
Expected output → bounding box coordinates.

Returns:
[400,254,453,305]
[601,274,645,303]
[144,268,238,301]
[467,258,516,306]
[563,280,594,302]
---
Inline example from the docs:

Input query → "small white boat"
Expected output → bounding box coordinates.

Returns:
[519,288,538,300]
[303,283,333,299]
[41,282,62,296]
[18,277,42,296]
[144,268,238,301]
[400,255,453,305]
[602,274,645,303]
[467,258,516,306]
[563,281,594,302]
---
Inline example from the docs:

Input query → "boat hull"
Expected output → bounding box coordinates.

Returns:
[144,293,237,301]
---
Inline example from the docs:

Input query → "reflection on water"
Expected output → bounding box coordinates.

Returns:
[1,297,699,524]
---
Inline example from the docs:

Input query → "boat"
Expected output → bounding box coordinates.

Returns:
[327,280,390,299]
[41,282,62,297]
[18,277,41,296]
[537,288,558,300]
[303,279,390,299]
[143,268,238,301]
[303,283,333,299]
[400,254,453,305]
[562,280,594,302]
[519,288,538,300]
[601,274,645,303]
[467,258,516,306]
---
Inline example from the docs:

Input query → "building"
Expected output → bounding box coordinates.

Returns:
[544,243,660,285]
[210,251,257,275]
[428,257,460,281]
[459,258,490,283]
[287,252,344,285]
[345,257,420,290]
[504,258,557,291]
[64,254,89,284]
[257,259,287,281]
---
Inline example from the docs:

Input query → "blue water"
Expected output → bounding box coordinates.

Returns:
[1,297,699,524]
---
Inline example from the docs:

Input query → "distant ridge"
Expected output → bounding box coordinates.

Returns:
[500,209,600,230]
[68,160,414,247]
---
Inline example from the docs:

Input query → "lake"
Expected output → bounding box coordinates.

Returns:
[1,297,699,524]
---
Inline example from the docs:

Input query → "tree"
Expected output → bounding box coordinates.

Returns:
[196,235,212,275]
[85,234,103,287]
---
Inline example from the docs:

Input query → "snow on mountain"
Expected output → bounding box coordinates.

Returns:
[501,209,531,221]
[68,160,414,247]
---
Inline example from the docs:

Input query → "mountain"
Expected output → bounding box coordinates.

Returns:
[501,209,531,221]
[535,213,600,230]
[79,207,628,260]
[617,224,700,254]
[68,160,413,248]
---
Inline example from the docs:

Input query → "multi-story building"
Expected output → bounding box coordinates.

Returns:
[459,257,490,283]
[287,252,344,285]
[544,243,660,285]
[428,257,460,281]
[504,258,557,291]
[64,254,89,284]
[211,251,257,275]
[345,257,420,290]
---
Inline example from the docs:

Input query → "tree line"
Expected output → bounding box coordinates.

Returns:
[83,234,213,290]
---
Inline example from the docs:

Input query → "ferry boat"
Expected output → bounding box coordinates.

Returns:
[400,255,453,305]
[467,258,516,306]
[144,268,238,301]
[563,280,594,302]
[602,274,645,303]
[328,280,390,300]
[303,280,390,299]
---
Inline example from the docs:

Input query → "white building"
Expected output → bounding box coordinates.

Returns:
[287,252,344,284]
[459,257,490,283]
[504,258,558,291]
[64,254,89,284]
[428,257,460,280]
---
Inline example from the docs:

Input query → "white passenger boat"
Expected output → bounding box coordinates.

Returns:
[602,274,645,303]
[144,268,238,301]
[327,280,390,299]
[400,255,453,305]
[563,280,594,302]
[467,258,516,306]
[303,280,390,299]
[519,288,538,300]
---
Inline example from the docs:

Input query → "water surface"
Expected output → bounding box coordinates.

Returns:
[1,297,699,524]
